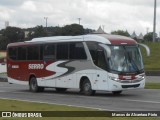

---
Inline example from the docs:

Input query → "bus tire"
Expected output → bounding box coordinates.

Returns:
[29,77,44,92]
[82,78,95,96]
[55,88,67,92]
[112,91,122,95]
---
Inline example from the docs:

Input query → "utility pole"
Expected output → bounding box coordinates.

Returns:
[78,18,81,25]
[44,17,48,31]
[153,0,157,42]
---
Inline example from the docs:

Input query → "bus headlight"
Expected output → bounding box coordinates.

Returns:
[138,76,145,81]
[109,76,119,81]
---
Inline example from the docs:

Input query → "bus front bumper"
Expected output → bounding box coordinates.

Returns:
[108,79,145,91]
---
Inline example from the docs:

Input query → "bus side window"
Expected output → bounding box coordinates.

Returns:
[87,42,108,70]
[56,43,69,60]
[86,42,98,64]
[27,46,39,60]
[44,44,55,60]
[40,45,43,60]
[17,47,27,60]
[8,47,17,60]
[97,49,107,70]
[69,42,87,59]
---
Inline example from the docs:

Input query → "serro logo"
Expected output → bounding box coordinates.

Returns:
[28,64,44,69]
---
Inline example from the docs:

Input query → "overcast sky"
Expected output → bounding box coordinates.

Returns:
[0,0,160,35]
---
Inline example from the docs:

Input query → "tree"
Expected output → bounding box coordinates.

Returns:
[84,28,95,34]
[111,30,130,37]
[0,36,9,50]
[33,25,47,38]
[61,24,84,36]
[2,26,25,42]
[0,27,25,50]
[47,26,62,36]
[27,31,34,40]
[144,32,157,42]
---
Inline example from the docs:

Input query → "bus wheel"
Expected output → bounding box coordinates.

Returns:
[112,91,122,95]
[82,79,95,96]
[29,77,44,92]
[56,88,67,92]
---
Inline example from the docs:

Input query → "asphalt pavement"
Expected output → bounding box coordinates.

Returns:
[0,82,160,111]
[145,76,160,82]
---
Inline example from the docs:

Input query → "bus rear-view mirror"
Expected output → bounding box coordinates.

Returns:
[139,43,150,57]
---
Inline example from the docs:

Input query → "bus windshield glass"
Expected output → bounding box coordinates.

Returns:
[108,45,144,72]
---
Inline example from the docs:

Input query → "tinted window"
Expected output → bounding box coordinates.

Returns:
[97,45,108,70]
[87,42,107,70]
[40,45,43,60]
[56,43,68,59]
[69,42,87,59]
[87,42,97,63]
[8,47,17,60]
[97,49,107,70]
[44,44,55,60]
[18,47,26,60]
[27,46,39,60]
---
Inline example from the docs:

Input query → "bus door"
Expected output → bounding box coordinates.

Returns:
[87,42,109,90]
[96,48,109,90]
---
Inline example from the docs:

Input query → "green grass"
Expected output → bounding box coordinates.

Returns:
[141,42,160,71]
[0,99,93,111]
[145,82,160,89]
[0,99,159,120]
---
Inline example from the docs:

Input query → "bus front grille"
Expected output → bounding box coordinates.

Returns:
[122,84,140,88]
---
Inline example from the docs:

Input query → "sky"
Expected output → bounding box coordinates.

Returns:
[0,0,160,35]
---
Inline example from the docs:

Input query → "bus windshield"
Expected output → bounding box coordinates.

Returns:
[108,45,144,73]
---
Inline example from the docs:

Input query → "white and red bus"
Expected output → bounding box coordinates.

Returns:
[7,34,150,95]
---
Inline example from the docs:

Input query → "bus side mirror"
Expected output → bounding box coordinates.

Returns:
[139,43,150,56]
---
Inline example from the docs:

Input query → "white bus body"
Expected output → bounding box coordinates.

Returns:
[7,34,150,95]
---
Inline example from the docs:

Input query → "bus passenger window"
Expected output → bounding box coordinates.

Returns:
[8,47,17,60]
[44,44,55,60]
[56,43,69,60]
[40,45,43,60]
[27,46,39,60]
[69,43,87,59]
[18,47,26,60]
